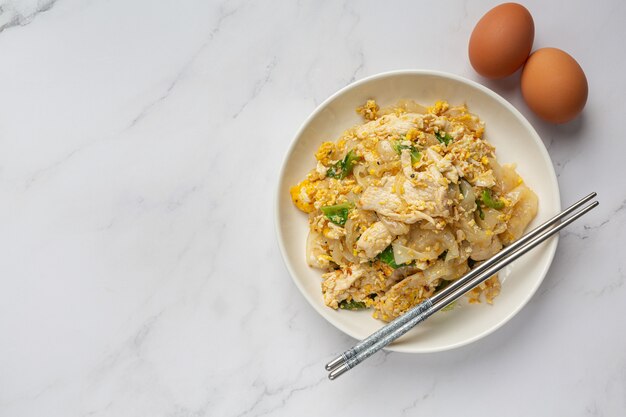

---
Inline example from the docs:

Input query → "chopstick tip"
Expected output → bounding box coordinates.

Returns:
[325,355,345,371]
[328,362,350,380]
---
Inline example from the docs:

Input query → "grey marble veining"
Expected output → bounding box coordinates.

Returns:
[0,0,624,416]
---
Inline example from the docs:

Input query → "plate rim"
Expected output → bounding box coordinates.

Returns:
[275,69,560,353]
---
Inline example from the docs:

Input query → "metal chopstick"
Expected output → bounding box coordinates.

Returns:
[326,192,596,373]
[327,196,598,380]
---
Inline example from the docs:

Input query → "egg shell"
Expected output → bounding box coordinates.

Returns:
[469,3,534,79]
[521,47,588,124]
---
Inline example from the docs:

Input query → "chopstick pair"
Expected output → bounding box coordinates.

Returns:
[325,192,599,380]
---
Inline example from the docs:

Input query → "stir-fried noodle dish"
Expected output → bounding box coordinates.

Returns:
[290,100,538,321]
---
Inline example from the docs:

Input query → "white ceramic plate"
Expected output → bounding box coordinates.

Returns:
[276,70,560,353]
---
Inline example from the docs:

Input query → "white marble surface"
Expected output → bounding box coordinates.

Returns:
[0,0,624,415]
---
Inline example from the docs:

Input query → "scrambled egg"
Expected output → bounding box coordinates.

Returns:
[290,100,538,321]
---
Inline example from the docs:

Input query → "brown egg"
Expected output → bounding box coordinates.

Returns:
[469,3,534,79]
[521,48,588,123]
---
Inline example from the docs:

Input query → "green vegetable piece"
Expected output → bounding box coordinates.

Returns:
[393,141,421,164]
[338,299,367,310]
[326,163,341,178]
[435,131,454,145]
[343,150,361,176]
[481,189,505,210]
[475,199,485,220]
[321,202,353,226]
[377,245,414,269]
[326,149,361,179]
[408,148,421,164]
[378,245,400,269]
[441,301,457,311]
